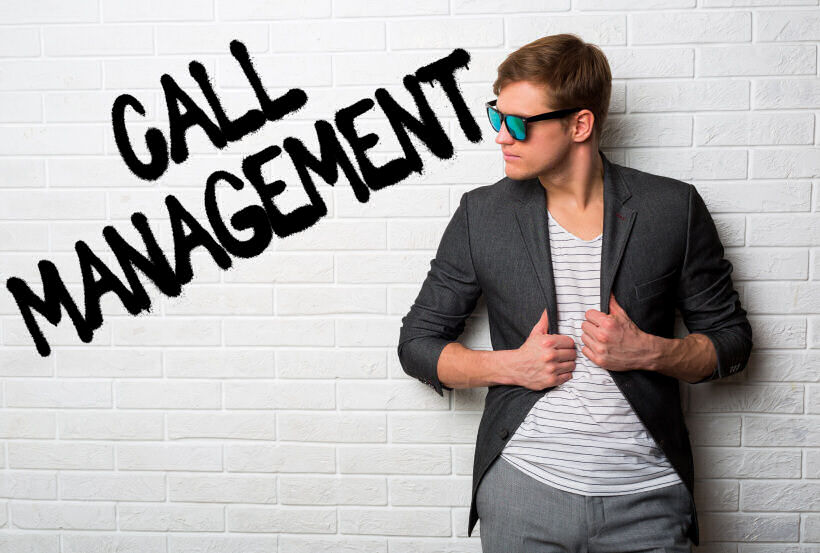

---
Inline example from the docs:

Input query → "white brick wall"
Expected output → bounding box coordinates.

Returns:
[0,1,817,551]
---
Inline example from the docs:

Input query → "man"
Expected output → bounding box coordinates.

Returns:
[397,34,753,552]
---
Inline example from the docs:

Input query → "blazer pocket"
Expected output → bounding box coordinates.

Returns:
[634,268,677,302]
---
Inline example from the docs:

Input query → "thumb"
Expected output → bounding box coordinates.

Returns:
[609,292,621,315]
[530,308,550,336]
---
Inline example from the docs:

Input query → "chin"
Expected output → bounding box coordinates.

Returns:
[504,165,534,181]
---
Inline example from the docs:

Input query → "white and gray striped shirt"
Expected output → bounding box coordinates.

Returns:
[500,208,683,495]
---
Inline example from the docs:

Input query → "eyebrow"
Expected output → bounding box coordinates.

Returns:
[494,103,528,117]
[495,102,549,119]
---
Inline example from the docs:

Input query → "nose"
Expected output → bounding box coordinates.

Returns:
[494,120,514,145]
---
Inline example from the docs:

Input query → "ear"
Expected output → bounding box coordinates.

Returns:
[572,109,595,143]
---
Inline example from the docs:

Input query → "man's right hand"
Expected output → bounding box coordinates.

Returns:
[510,309,577,390]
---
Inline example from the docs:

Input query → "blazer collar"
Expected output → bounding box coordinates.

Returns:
[510,149,637,332]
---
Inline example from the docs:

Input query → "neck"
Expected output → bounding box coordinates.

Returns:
[538,147,604,211]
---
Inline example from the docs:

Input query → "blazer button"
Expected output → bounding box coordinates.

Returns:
[499,428,509,439]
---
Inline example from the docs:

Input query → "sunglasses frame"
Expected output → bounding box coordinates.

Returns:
[485,100,585,140]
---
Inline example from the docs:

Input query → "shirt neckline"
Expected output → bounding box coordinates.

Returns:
[547,210,603,244]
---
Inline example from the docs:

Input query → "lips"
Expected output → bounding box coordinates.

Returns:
[503,152,519,160]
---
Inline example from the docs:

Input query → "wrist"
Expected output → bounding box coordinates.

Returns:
[644,333,678,372]
[483,348,518,387]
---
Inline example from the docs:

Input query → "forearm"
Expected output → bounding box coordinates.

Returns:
[645,332,717,384]
[437,342,518,390]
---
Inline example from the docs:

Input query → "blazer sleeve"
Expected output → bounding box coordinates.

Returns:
[397,192,483,396]
[676,183,753,383]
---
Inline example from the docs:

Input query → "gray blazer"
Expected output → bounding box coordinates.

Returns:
[397,149,753,546]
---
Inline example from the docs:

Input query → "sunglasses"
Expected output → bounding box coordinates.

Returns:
[486,100,584,141]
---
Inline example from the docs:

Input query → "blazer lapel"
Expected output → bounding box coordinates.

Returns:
[511,149,637,335]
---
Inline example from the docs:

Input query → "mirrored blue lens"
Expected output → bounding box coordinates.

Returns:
[507,116,526,140]
[487,107,502,132]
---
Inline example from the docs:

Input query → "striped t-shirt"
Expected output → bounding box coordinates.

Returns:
[500,208,683,495]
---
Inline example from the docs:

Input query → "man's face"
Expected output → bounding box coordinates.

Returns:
[493,80,573,181]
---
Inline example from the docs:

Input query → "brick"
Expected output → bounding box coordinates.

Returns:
[12,502,115,530]
[224,380,336,409]
[0,93,41,122]
[8,442,113,470]
[279,475,385,505]
[750,148,820,179]
[277,349,386,379]
[757,10,820,41]
[605,46,694,78]
[690,382,803,413]
[628,148,747,180]
[744,415,820,446]
[389,476,471,506]
[336,0,447,16]
[43,25,153,57]
[338,507,451,536]
[60,412,164,440]
[270,20,384,52]
[0,28,40,57]
[278,412,386,442]
[631,11,751,43]
[507,14,626,46]
[0,159,45,187]
[389,413,480,443]
[217,0,331,20]
[629,80,749,112]
[59,473,165,501]
[337,380,449,410]
[118,503,223,531]
[694,112,814,145]
[389,18,502,49]
[0,60,101,91]
[227,505,335,533]
[167,412,276,439]
[0,125,105,155]
[156,24,268,54]
[116,380,221,408]
[63,535,164,553]
[578,0,693,7]
[223,318,334,346]
[695,447,801,478]
[117,444,222,471]
[0,0,97,23]
[6,380,111,408]
[602,114,692,147]
[169,475,277,503]
[225,444,335,473]
[698,44,816,76]
[754,78,820,109]
[102,0,213,22]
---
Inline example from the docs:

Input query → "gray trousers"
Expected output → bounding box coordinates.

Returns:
[476,456,693,553]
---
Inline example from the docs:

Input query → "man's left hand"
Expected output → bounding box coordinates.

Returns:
[580,292,657,372]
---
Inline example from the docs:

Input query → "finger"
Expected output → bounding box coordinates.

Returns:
[550,334,577,349]
[609,292,623,315]
[581,345,601,366]
[553,360,576,374]
[584,308,607,326]
[530,308,550,336]
[581,320,601,341]
[554,347,579,362]
[580,330,601,351]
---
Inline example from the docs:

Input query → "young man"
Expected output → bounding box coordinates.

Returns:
[397,34,753,552]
